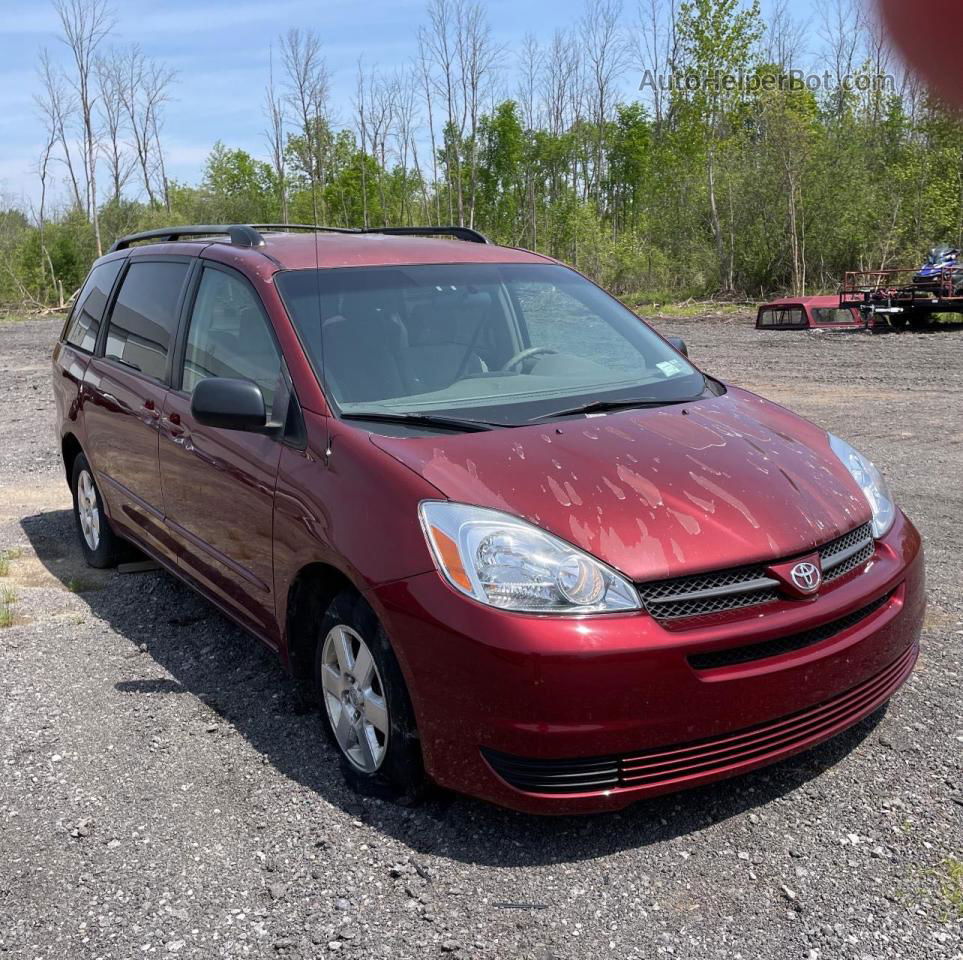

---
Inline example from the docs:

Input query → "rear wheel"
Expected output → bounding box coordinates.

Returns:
[314,589,426,801]
[71,453,126,568]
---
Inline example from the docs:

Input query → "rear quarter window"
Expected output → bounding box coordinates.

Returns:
[63,259,124,352]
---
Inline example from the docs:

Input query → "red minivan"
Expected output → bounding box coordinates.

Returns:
[52,224,925,814]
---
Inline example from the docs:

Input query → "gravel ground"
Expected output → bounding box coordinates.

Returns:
[0,312,960,960]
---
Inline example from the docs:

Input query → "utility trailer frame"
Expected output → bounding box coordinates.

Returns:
[839,267,963,327]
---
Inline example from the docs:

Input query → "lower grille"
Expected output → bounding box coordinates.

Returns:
[482,645,914,795]
[636,523,874,621]
[687,591,893,671]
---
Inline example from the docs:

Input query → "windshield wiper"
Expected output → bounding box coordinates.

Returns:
[341,411,501,432]
[528,395,702,423]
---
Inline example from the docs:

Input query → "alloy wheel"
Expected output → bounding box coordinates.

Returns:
[320,624,389,772]
[77,469,101,551]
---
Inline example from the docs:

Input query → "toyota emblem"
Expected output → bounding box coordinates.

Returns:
[790,561,821,593]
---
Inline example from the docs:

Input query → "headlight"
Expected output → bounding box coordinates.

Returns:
[829,434,896,538]
[419,501,641,614]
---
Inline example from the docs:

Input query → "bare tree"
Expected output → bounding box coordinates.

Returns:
[281,28,331,224]
[633,0,679,129]
[816,0,864,117]
[115,46,174,209]
[54,0,115,256]
[355,61,372,228]
[517,34,542,132]
[369,74,396,226]
[581,0,628,210]
[415,33,443,222]
[457,2,502,228]
[118,48,154,205]
[35,118,62,303]
[537,28,581,226]
[264,47,288,222]
[36,48,85,213]
[421,0,462,223]
[763,0,806,71]
[95,54,135,204]
[149,89,172,213]
[392,67,424,224]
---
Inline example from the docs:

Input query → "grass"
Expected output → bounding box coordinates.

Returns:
[621,295,754,319]
[935,858,963,920]
[0,548,21,578]
[66,577,103,594]
[0,586,16,628]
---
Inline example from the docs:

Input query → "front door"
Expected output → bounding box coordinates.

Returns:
[159,263,286,644]
[82,257,191,566]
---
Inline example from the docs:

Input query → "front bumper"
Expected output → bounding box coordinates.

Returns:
[371,512,924,814]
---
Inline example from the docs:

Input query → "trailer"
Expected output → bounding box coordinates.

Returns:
[838,264,963,328]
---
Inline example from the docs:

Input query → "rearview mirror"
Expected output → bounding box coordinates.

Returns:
[191,378,268,432]
[667,336,689,357]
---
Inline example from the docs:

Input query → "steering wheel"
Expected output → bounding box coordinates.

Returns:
[501,346,558,371]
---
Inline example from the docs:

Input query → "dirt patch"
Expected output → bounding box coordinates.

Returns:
[0,313,960,960]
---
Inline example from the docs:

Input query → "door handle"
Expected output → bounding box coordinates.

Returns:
[161,412,188,442]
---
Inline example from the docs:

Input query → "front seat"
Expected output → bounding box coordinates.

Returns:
[321,291,410,403]
[405,296,490,393]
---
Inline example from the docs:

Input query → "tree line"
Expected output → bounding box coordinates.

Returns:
[4,0,963,309]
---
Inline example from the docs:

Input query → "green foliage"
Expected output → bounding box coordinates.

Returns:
[9,4,963,308]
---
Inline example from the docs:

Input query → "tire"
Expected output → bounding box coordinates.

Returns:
[71,453,126,569]
[313,589,426,802]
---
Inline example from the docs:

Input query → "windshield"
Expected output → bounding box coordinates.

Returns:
[275,263,706,425]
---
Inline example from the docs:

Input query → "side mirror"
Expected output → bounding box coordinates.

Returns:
[667,336,689,357]
[191,378,268,432]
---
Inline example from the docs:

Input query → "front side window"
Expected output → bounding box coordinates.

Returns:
[276,263,706,425]
[182,267,282,416]
[63,259,123,352]
[105,260,189,381]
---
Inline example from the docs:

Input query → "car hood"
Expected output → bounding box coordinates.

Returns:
[370,386,872,582]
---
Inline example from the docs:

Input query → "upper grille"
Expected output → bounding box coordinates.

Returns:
[822,523,875,582]
[482,644,915,796]
[636,523,874,621]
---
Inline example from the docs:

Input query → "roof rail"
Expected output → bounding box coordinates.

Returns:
[256,223,490,243]
[107,222,491,253]
[361,225,490,244]
[249,223,358,236]
[108,224,265,252]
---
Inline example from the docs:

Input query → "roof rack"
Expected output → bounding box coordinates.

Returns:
[255,223,490,244]
[108,224,265,252]
[108,222,490,254]
[360,225,489,244]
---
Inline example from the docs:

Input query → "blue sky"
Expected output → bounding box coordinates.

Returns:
[0,0,816,207]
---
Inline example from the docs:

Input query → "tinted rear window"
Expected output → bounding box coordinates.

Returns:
[105,261,189,381]
[63,259,124,352]
[758,307,805,328]
[811,307,856,324]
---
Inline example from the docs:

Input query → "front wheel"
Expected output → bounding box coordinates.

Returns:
[71,453,126,568]
[314,590,426,801]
